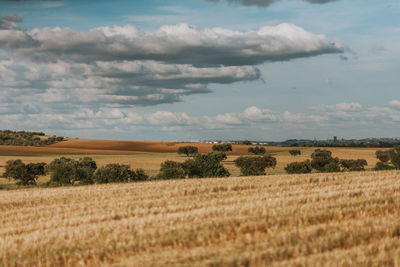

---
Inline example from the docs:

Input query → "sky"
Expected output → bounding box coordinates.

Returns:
[0,0,399,141]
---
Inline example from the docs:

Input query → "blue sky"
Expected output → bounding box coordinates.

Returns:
[0,0,399,141]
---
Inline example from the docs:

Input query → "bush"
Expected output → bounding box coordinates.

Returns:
[95,163,148,183]
[48,157,97,185]
[241,140,252,145]
[285,160,312,174]
[311,149,339,172]
[182,153,230,178]
[374,146,400,170]
[2,160,47,185]
[212,143,233,152]
[389,146,400,169]
[234,155,276,176]
[340,159,368,171]
[376,150,390,163]
[324,161,341,173]
[374,162,396,171]
[156,160,186,180]
[178,145,198,157]
[289,150,301,156]
[133,168,148,181]
[248,146,266,155]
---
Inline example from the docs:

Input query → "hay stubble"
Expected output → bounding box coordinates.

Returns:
[1,171,400,266]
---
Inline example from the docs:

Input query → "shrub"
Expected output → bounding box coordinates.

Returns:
[289,150,301,156]
[376,150,390,163]
[389,146,400,169]
[374,162,396,171]
[234,155,276,176]
[324,161,341,173]
[178,145,198,157]
[374,146,400,170]
[95,163,147,183]
[48,157,97,185]
[285,160,312,174]
[133,168,149,181]
[311,149,339,172]
[241,140,252,145]
[340,159,368,171]
[2,160,47,185]
[156,160,186,180]
[182,153,230,178]
[212,143,233,152]
[248,146,266,155]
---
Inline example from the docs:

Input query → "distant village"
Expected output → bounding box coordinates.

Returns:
[200,137,400,148]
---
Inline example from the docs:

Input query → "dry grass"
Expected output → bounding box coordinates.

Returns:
[1,170,399,266]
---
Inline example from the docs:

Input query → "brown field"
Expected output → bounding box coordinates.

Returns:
[1,170,399,266]
[0,138,289,156]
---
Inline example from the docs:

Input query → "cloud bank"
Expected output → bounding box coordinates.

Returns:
[1,101,399,140]
[0,16,345,110]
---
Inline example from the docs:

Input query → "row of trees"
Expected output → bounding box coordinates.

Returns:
[2,157,148,186]
[0,130,64,146]
[3,147,399,186]
[285,149,369,174]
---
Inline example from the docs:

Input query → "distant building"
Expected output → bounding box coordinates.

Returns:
[333,136,338,142]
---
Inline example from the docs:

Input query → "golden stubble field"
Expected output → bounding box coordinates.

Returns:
[1,170,399,266]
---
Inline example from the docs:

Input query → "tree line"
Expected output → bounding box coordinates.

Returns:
[0,130,64,146]
[2,146,399,187]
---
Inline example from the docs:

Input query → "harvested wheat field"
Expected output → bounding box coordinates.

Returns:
[1,170,400,266]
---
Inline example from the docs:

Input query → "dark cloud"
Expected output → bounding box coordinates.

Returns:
[206,0,338,7]
[0,15,21,29]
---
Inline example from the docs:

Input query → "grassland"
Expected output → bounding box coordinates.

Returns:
[1,170,399,266]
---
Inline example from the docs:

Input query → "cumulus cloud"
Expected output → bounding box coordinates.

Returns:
[205,0,338,7]
[0,16,346,111]
[2,22,345,65]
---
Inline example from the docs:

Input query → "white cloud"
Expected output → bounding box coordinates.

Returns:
[2,22,345,65]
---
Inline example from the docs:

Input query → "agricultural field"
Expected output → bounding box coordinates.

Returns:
[0,138,381,184]
[1,170,399,266]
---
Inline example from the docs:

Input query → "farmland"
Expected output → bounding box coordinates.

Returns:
[0,139,398,266]
[0,138,381,182]
[1,170,400,266]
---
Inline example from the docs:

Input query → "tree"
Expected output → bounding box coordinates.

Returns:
[156,161,186,180]
[48,157,97,185]
[376,150,390,163]
[95,163,148,183]
[310,149,339,172]
[324,161,341,173]
[374,162,395,171]
[374,146,400,170]
[285,160,312,174]
[182,153,230,178]
[2,160,46,185]
[289,150,301,156]
[389,146,400,169]
[178,146,198,157]
[212,143,233,152]
[340,159,368,172]
[234,155,276,176]
[248,146,266,155]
